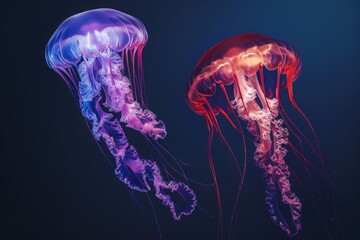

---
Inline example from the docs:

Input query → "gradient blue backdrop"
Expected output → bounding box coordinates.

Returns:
[2,0,359,239]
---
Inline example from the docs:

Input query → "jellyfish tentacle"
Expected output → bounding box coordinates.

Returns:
[120,101,167,140]
[78,62,150,191]
[232,77,301,236]
[111,122,194,217]
[78,59,103,138]
[252,112,301,236]
[144,160,197,220]
[97,50,167,140]
[269,118,302,236]
[76,54,196,218]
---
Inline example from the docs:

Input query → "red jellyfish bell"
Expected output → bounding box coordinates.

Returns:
[186,34,322,237]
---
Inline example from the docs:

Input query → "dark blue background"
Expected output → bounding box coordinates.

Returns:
[2,0,359,239]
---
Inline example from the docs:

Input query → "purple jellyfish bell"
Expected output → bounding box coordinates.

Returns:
[45,8,196,220]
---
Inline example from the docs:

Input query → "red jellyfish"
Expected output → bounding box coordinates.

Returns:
[186,34,323,237]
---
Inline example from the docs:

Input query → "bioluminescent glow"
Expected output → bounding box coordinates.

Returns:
[186,33,323,236]
[45,8,196,220]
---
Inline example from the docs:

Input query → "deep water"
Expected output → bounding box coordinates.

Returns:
[2,0,359,239]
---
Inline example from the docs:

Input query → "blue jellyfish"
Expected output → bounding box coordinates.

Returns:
[45,8,196,220]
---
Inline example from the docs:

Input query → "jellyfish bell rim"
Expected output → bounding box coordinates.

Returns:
[186,33,302,117]
[45,8,148,70]
[190,33,301,88]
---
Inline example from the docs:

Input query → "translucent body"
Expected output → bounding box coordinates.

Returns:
[187,34,301,115]
[46,8,147,67]
[186,34,311,236]
[46,8,196,220]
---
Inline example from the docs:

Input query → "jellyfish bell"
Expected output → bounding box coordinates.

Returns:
[46,9,147,66]
[45,8,196,221]
[186,33,322,237]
